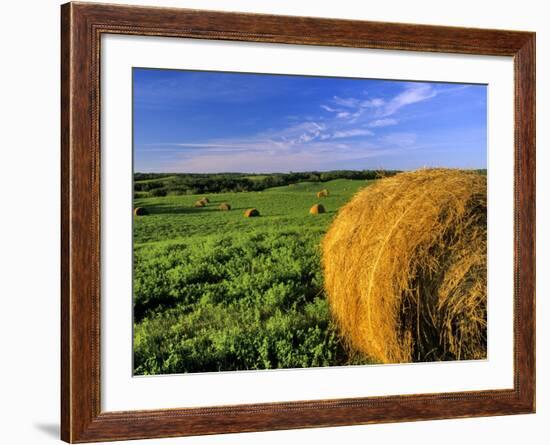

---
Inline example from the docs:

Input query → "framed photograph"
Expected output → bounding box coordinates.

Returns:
[61,2,535,442]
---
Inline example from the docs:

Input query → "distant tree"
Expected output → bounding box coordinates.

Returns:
[150,188,167,197]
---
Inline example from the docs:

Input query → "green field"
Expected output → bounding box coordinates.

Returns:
[133,178,374,375]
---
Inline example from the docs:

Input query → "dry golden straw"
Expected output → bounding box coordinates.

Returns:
[322,169,487,364]
[219,202,231,211]
[244,208,260,217]
[200,197,210,204]
[317,189,329,198]
[134,207,148,216]
[310,204,326,215]
[194,200,206,208]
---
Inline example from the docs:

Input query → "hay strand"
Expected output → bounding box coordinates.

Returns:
[322,169,487,364]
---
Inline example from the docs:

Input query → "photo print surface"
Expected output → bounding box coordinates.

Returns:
[132,68,487,375]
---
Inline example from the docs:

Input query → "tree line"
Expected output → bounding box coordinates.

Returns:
[134,170,401,196]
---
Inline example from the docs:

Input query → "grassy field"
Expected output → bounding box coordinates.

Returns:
[133,178,374,375]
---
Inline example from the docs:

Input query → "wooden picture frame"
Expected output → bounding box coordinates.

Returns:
[61,2,535,442]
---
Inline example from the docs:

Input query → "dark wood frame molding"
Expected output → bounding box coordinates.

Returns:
[61,2,536,442]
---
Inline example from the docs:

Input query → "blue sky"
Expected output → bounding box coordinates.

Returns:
[133,68,487,173]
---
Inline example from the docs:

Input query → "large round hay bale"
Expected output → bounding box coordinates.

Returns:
[219,202,231,211]
[316,189,329,198]
[309,204,326,215]
[194,200,206,208]
[322,169,487,364]
[244,208,260,217]
[200,197,210,204]
[134,207,148,216]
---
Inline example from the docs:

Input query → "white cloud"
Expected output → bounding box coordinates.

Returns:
[144,142,269,153]
[368,118,398,128]
[167,142,402,173]
[380,132,417,147]
[166,142,258,149]
[332,96,360,108]
[361,98,385,108]
[332,129,374,139]
[259,121,327,146]
[321,104,339,112]
[326,85,437,125]
[147,84,439,171]
[299,133,315,143]
[381,84,437,117]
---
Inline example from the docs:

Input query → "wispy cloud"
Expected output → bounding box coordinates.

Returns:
[164,145,405,173]
[332,129,374,139]
[147,84,439,170]
[380,132,417,147]
[321,104,339,112]
[368,118,398,128]
[135,71,486,173]
[155,142,260,149]
[380,84,437,117]
[332,96,361,108]
[320,84,438,126]
[362,98,385,108]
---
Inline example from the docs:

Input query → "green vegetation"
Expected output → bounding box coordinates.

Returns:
[134,177,373,375]
[133,170,398,197]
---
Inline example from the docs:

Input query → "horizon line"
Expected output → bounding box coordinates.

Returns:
[134,167,487,175]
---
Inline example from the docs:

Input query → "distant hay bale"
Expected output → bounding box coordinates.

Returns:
[322,169,487,364]
[309,204,326,215]
[244,208,260,217]
[134,207,148,216]
[219,202,231,211]
[316,189,329,198]
[194,200,206,208]
[200,197,210,204]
